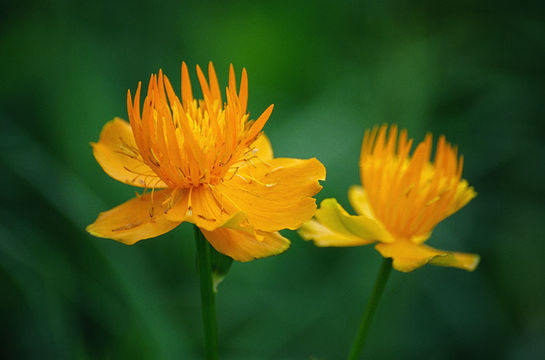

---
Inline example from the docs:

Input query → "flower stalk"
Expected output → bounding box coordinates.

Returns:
[194,225,219,360]
[348,258,392,360]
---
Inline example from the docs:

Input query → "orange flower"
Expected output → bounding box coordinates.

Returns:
[87,62,325,261]
[299,125,478,272]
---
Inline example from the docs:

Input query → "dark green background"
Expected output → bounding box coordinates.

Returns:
[1,1,544,359]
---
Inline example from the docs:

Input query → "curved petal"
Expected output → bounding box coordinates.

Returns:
[251,133,273,161]
[189,186,248,231]
[86,190,181,244]
[165,185,252,234]
[299,219,370,247]
[92,118,167,188]
[163,188,191,221]
[348,185,378,218]
[375,240,480,272]
[299,198,393,247]
[201,228,290,262]
[428,249,480,271]
[217,158,326,232]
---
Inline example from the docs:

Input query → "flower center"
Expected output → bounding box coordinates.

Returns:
[126,63,272,189]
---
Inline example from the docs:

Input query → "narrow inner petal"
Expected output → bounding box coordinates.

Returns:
[126,62,275,189]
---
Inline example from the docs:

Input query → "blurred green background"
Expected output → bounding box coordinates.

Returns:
[1,0,544,359]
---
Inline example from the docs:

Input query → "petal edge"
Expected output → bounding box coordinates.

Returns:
[201,228,290,262]
[375,241,479,272]
[86,190,180,244]
[217,158,325,232]
[92,118,167,188]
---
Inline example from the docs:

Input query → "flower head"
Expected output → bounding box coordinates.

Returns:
[87,62,325,261]
[299,125,478,272]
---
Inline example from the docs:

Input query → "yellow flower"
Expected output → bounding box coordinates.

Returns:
[87,62,325,261]
[299,125,479,272]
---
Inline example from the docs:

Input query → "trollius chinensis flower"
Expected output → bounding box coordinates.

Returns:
[299,124,479,359]
[87,62,325,261]
[299,124,478,272]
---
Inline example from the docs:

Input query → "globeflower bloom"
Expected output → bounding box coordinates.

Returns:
[87,62,325,261]
[299,125,478,272]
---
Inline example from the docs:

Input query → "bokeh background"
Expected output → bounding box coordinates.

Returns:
[1,0,544,359]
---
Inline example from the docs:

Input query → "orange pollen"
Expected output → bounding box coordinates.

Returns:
[126,62,274,188]
[360,124,470,240]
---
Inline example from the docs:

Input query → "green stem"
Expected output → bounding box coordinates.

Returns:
[347,257,393,360]
[194,225,219,360]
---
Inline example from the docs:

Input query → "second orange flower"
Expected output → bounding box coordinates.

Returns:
[299,125,478,272]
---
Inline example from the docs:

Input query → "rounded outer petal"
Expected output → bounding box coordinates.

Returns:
[375,240,480,272]
[298,198,393,247]
[251,133,273,161]
[187,185,234,230]
[163,188,191,220]
[164,185,245,230]
[217,158,326,232]
[86,190,181,244]
[92,118,167,188]
[201,228,290,262]
[299,219,371,247]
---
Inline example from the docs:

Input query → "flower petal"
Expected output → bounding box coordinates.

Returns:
[428,248,480,271]
[86,190,180,244]
[92,118,167,188]
[165,185,252,235]
[375,240,480,272]
[189,186,247,231]
[299,198,393,247]
[163,188,191,221]
[348,185,378,218]
[298,219,370,247]
[217,158,326,232]
[201,228,290,262]
[251,133,273,161]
